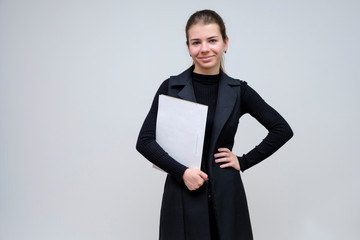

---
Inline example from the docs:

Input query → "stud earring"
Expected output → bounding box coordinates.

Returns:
[224,50,227,54]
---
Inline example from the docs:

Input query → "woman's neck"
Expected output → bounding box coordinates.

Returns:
[193,65,220,75]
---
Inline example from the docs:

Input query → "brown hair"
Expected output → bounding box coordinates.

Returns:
[185,9,228,71]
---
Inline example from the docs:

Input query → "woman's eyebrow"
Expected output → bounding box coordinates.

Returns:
[207,36,220,39]
[190,36,220,41]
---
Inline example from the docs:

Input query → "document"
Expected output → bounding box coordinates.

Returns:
[154,94,208,171]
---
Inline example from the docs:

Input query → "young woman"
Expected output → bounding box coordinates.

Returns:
[136,9,293,240]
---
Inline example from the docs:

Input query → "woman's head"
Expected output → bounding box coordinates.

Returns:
[185,10,228,74]
[186,10,227,46]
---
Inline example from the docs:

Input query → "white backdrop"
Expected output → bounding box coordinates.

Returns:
[1,0,359,239]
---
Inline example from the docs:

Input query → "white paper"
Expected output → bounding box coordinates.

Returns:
[154,94,208,171]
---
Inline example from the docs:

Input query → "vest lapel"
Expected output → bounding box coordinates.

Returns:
[210,72,238,152]
[169,66,197,102]
[177,80,196,102]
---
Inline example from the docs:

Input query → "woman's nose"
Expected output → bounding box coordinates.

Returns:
[200,43,209,53]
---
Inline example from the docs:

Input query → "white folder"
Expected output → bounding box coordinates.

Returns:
[154,94,208,171]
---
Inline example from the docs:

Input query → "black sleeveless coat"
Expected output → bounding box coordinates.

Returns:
[159,66,253,240]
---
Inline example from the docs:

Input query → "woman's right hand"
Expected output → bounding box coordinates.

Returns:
[182,168,208,191]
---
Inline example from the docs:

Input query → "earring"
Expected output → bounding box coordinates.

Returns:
[224,50,227,54]
[190,54,192,57]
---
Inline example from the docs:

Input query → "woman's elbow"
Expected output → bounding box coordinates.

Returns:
[136,133,154,154]
[136,140,141,153]
[136,135,145,153]
[284,123,294,141]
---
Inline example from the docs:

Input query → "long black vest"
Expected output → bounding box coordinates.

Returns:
[160,66,253,240]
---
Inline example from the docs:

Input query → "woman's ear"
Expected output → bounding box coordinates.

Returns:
[186,42,191,57]
[224,37,229,52]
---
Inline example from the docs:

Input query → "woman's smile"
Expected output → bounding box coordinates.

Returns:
[198,56,215,62]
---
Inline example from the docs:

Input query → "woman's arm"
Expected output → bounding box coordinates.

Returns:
[237,83,294,171]
[136,80,191,183]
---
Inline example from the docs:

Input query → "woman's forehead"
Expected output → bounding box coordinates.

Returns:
[188,23,221,40]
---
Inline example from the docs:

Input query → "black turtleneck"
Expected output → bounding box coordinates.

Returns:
[192,72,220,174]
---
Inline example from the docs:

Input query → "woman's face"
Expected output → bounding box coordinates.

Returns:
[187,23,228,75]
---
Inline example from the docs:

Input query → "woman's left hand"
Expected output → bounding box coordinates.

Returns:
[214,148,240,171]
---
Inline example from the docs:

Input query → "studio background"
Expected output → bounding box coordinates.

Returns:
[0,0,359,239]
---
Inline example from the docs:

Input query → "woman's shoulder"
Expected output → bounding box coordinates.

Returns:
[223,73,248,89]
[223,74,256,99]
[155,79,170,95]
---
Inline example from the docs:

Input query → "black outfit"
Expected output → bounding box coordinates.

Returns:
[191,71,220,174]
[136,65,293,240]
[192,72,220,240]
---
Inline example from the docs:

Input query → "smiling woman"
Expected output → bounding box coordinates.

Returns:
[187,23,228,75]
[136,9,293,240]
[186,11,229,75]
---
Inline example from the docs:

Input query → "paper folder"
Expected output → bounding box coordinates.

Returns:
[154,94,208,171]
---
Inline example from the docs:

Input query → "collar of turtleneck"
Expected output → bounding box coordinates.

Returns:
[192,71,220,85]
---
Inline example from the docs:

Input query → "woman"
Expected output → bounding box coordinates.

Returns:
[136,9,293,240]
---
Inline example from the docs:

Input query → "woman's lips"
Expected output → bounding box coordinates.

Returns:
[199,56,214,62]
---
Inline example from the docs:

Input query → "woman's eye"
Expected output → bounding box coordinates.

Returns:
[192,41,200,45]
[210,39,217,43]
